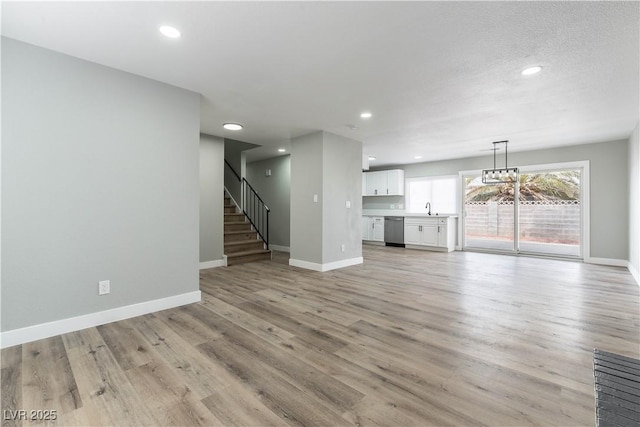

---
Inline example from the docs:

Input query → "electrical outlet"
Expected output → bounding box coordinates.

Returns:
[341,244,346,252]
[345,201,351,208]
[98,280,110,295]
[390,204,395,209]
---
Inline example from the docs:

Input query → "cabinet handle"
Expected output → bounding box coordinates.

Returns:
[419,225,422,231]
[375,189,377,195]
[438,226,440,233]
[372,223,374,229]
[386,188,389,194]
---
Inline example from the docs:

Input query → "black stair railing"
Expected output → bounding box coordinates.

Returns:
[224,160,270,249]
[241,178,270,249]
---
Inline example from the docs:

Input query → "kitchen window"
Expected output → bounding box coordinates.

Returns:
[406,175,459,214]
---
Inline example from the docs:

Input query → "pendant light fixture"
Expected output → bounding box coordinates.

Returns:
[482,140,518,184]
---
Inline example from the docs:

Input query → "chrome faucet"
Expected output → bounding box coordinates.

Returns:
[425,202,431,215]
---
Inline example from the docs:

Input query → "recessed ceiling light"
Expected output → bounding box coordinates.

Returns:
[159,26,181,39]
[360,112,372,119]
[278,148,286,153]
[414,155,423,159]
[368,156,376,161]
[223,123,243,131]
[521,65,543,76]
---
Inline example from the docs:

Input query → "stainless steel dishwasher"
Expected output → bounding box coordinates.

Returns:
[384,216,405,247]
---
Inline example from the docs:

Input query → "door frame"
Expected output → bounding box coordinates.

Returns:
[458,160,590,260]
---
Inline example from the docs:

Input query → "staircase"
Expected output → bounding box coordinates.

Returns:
[224,194,271,266]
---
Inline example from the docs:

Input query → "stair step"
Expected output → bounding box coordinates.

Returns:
[224,230,259,242]
[224,206,237,213]
[224,222,252,232]
[224,213,246,223]
[224,240,265,253]
[226,249,272,266]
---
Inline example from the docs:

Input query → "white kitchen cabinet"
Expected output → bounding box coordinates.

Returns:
[372,217,385,241]
[362,216,371,240]
[386,170,405,196]
[365,171,389,196]
[363,170,404,196]
[362,216,385,242]
[404,216,456,251]
[404,223,422,245]
[421,222,439,246]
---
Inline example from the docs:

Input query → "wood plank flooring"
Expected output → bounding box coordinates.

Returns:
[2,246,639,426]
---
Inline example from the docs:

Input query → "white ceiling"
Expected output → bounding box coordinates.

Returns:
[2,1,639,166]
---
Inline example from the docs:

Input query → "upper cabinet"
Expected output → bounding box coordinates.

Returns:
[363,169,405,196]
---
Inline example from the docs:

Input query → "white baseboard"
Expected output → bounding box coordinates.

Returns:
[585,257,628,267]
[199,258,226,269]
[628,262,640,286]
[269,244,290,253]
[289,257,363,272]
[362,240,385,246]
[0,290,201,349]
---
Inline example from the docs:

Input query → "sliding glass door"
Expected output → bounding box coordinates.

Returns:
[462,164,584,259]
[517,169,581,257]
[463,175,517,253]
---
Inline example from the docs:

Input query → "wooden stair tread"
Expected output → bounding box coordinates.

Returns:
[223,192,269,265]
[225,230,256,235]
[226,249,271,257]
[225,240,261,247]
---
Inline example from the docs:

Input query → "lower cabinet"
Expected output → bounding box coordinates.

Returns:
[404,217,456,252]
[362,216,385,242]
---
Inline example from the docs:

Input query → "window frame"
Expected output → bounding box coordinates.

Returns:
[405,174,461,215]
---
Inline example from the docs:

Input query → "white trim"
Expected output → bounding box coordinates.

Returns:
[585,257,628,267]
[289,257,363,272]
[628,262,640,286]
[405,174,460,216]
[405,244,450,252]
[0,291,201,349]
[199,259,226,269]
[269,244,290,253]
[223,187,241,211]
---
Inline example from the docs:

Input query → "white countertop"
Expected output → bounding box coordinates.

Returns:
[362,210,458,218]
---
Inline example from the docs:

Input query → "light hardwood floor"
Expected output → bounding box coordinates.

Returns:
[2,246,639,426]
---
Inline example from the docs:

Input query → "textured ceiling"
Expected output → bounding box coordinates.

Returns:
[2,1,639,166]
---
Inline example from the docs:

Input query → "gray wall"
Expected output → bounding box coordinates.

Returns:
[367,139,629,260]
[200,134,225,263]
[224,138,259,204]
[322,132,363,263]
[290,131,363,266]
[1,38,200,331]
[290,132,324,264]
[246,155,291,249]
[629,123,639,276]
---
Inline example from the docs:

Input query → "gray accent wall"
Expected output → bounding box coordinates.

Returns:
[200,134,225,263]
[246,155,291,249]
[1,38,200,331]
[366,139,629,260]
[629,123,639,278]
[322,132,363,263]
[290,132,324,264]
[290,131,362,267]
